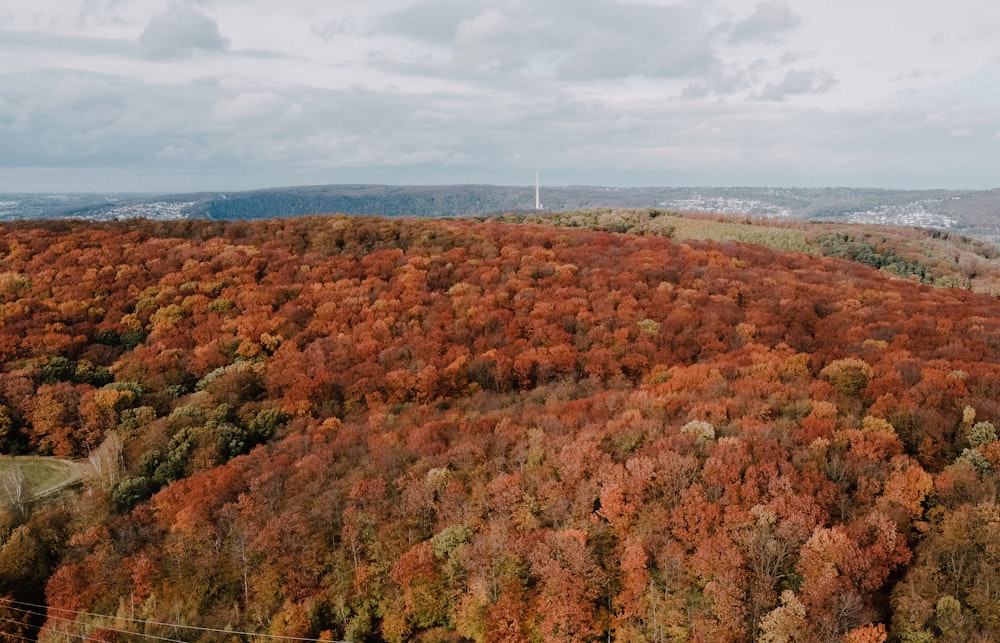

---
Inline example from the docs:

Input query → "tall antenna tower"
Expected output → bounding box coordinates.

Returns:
[535,171,541,210]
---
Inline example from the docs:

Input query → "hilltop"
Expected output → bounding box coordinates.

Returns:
[7,185,1000,295]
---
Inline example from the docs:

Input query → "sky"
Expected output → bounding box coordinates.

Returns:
[2,0,1000,193]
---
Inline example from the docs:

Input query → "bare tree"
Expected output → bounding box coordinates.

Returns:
[86,431,125,495]
[1,465,33,521]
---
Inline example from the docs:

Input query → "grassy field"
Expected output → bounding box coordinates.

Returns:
[665,216,816,253]
[0,455,83,498]
[490,209,818,254]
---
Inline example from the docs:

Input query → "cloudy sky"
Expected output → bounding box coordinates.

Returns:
[2,0,1000,192]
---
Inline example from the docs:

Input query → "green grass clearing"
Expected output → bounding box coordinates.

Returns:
[0,455,83,498]
[666,217,816,254]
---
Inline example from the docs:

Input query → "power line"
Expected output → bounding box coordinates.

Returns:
[0,612,111,643]
[1,605,179,643]
[0,614,95,643]
[37,622,113,643]
[0,598,348,643]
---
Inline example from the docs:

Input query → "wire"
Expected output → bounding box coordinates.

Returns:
[0,605,182,643]
[0,613,108,642]
[0,615,91,643]
[0,598,349,643]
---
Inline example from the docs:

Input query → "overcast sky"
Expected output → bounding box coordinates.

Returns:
[2,0,1000,192]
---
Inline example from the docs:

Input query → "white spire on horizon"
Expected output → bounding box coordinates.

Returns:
[535,171,541,210]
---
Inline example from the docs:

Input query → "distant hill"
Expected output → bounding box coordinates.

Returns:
[4,184,1000,240]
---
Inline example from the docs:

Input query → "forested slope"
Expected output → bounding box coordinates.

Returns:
[490,209,1000,294]
[1,216,1000,642]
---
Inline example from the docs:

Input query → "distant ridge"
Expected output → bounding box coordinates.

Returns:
[3,184,1000,241]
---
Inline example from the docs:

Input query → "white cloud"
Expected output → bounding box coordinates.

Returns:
[380,0,719,81]
[454,8,511,48]
[452,8,527,72]
[380,0,478,43]
[758,69,836,101]
[138,4,228,59]
[730,1,800,43]
[950,128,971,137]
[211,91,297,122]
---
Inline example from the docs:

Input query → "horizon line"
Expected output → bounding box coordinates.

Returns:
[3,182,998,196]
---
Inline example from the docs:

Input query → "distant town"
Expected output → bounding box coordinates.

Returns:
[2,184,998,240]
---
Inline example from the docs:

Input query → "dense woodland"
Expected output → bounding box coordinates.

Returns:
[487,209,1000,294]
[2,215,1000,642]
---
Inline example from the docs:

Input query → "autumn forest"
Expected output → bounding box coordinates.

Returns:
[2,214,1000,642]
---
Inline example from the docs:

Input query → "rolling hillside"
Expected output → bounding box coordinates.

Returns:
[491,209,1000,294]
[1,216,1000,641]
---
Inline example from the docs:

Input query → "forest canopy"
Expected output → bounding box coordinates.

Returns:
[1,215,1000,642]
